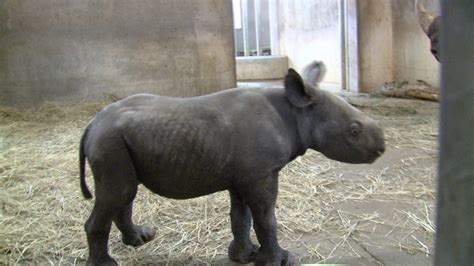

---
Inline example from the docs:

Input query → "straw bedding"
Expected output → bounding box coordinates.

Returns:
[0,96,438,264]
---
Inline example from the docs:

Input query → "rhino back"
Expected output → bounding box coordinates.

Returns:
[87,89,295,199]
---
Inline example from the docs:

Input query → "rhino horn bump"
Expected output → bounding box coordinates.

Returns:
[416,0,435,34]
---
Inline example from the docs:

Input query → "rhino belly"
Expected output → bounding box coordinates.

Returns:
[128,118,234,199]
[140,166,231,199]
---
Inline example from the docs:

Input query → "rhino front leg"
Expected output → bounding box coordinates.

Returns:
[246,176,294,266]
[113,201,156,247]
[228,190,259,263]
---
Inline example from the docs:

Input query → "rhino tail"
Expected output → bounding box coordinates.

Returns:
[79,124,93,199]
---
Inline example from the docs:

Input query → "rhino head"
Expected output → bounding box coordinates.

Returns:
[285,61,385,164]
[416,1,440,62]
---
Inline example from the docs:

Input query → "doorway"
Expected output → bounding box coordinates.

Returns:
[232,0,359,92]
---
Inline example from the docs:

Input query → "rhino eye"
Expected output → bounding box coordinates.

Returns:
[350,123,361,137]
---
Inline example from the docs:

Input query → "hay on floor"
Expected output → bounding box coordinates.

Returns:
[0,96,438,264]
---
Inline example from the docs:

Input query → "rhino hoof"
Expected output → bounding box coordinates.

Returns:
[86,255,118,266]
[122,225,156,247]
[228,240,259,263]
[255,248,294,266]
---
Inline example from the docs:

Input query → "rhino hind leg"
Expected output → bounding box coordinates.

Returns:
[84,143,142,265]
[113,201,156,246]
[84,200,119,266]
[228,190,259,263]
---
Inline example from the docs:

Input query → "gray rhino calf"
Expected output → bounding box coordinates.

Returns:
[79,62,385,265]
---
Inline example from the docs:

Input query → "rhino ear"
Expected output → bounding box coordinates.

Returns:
[284,68,312,108]
[416,0,435,34]
[303,61,327,87]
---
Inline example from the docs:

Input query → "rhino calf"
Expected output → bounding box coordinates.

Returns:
[79,62,385,265]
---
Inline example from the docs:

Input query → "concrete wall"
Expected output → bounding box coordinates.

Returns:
[357,0,394,92]
[275,0,439,92]
[391,0,440,87]
[277,0,341,84]
[357,0,440,92]
[0,0,236,107]
[236,55,288,80]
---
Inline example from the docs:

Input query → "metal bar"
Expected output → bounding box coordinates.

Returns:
[254,0,260,56]
[345,0,359,92]
[242,0,249,56]
[268,0,279,55]
[435,0,474,264]
[339,0,347,90]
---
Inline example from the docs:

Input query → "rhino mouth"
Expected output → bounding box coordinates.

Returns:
[348,145,385,164]
[366,147,385,163]
[320,141,385,164]
[327,150,382,164]
[366,155,379,164]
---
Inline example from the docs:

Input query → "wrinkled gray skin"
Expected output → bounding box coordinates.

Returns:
[417,2,441,62]
[79,62,385,266]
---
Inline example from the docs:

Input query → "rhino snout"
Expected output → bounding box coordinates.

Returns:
[366,128,385,162]
[367,143,385,163]
[372,144,385,156]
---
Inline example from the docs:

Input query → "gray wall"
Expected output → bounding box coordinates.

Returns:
[391,0,440,87]
[278,0,341,84]
[357,0,440,92]
[233,0,440,92]
[358,0,394,92]
[0,0,236,107]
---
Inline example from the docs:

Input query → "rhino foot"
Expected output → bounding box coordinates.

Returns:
[86,255,118,266]
[255,248,294,266]
[122,225,156,247]
[228,240,259,264]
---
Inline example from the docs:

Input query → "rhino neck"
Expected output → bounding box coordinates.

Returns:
[281,101,314,158]
[293,106,316,155]
[264,88,311,159]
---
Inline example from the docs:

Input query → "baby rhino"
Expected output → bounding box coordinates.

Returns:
[79,62,385,265]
